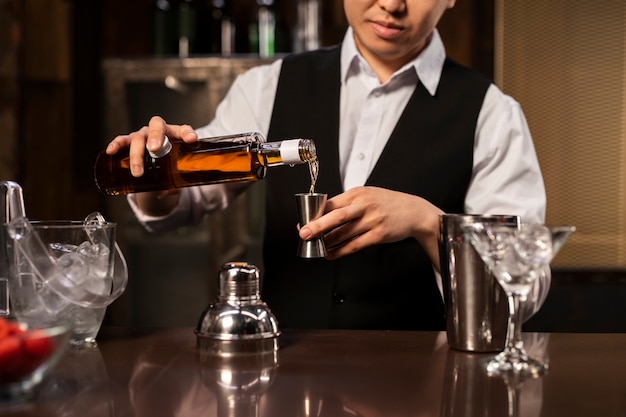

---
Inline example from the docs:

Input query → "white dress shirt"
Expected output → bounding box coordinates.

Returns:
[128,27,548,314]
[130,27,545,226]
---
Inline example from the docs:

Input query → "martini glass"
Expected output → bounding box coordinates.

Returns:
[468,223,575,377]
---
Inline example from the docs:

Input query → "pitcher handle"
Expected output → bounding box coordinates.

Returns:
[110,241,129,303]
[1,180,27,317]
[0,276,8,317]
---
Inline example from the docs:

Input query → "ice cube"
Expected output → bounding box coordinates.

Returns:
[57,252,90,286]
[48,242,79,259]
[38,283,72,315]
[83,212,110,249]
[10,272,68,317]
[81,272,112,296]
[470,225,515,268]
[77,241,109,257]
[77,241,111,279]
[514,224,553,267]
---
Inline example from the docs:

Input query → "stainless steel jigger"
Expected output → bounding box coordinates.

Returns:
[296,192,327,258]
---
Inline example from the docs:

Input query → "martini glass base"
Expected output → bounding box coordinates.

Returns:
[481,351,548,378]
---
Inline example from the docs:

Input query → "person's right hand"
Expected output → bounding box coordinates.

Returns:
[105,116,198,216]
[105,116,198,178]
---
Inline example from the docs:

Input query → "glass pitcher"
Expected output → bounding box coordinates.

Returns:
[1,181,128,346]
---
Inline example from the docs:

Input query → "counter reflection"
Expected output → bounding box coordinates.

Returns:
[36,347,130,416]
[442,333,549,417]
[22,331,549,417]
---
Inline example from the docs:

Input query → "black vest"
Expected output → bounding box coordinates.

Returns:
[262,45,491,330]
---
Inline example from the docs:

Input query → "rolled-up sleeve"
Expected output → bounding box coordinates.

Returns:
[127,184,230,233]
[126,59,283,234]
[465,84,549,319]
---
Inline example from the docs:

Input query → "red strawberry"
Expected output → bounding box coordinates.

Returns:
[7,321,25,336]
[23,330,54,361]
[0,318,7,340]
[0,336,24,382]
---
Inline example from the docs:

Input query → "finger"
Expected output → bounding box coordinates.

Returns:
[299,205,359,240]
[325,232,371,260]
[128,127,149,177]
[323,221,361,249]
[322,192,352,214]
[147,116,169,153]
[146,121,197,152]
[170,124,198,143]
[106,134,131,155]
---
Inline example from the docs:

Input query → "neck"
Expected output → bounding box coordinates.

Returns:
[355,32,434,84]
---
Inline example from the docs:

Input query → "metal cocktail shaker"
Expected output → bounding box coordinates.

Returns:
[195,262,280,356]
[439,214,519,352]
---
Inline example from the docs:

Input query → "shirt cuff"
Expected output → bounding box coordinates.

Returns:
[127,184,233,233]
[127,190,194,233]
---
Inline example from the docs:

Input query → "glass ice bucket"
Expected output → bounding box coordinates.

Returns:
[2,214,128,347]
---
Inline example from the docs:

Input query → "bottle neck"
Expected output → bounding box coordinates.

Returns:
[258,139,316,166]
[145,132,316,166]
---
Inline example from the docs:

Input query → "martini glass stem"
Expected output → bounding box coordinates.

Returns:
[504,292,528,361]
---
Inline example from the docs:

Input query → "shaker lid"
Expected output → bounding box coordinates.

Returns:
[219,262,260,301]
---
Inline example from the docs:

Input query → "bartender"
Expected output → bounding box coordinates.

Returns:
[105,0,546,330]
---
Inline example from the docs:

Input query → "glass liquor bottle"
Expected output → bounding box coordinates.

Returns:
[249,0,275,58]
[294,0,321,53]
[209,0,235,55]
[177,0,198,57]
[152,0,177,55]
[94,132,317,196]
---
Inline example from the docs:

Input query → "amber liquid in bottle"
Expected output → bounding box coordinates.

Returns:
[94,134,315,196]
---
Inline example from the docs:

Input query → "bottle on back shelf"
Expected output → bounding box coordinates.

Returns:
[152,0,177,55]
[177,0,198,57]
[210,0,235,55]
[94,132,317,196]
[249,0,276,58]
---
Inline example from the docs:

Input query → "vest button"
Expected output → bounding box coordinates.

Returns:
[333,292,345,304]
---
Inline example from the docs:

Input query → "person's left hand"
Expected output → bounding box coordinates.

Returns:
[298,186,444,269]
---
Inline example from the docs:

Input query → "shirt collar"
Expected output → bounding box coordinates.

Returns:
[340,27,446,96]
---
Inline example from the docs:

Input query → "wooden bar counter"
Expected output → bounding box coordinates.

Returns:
[3,327,626,416]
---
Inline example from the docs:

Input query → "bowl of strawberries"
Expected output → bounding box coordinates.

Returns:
[0,317,71,402]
